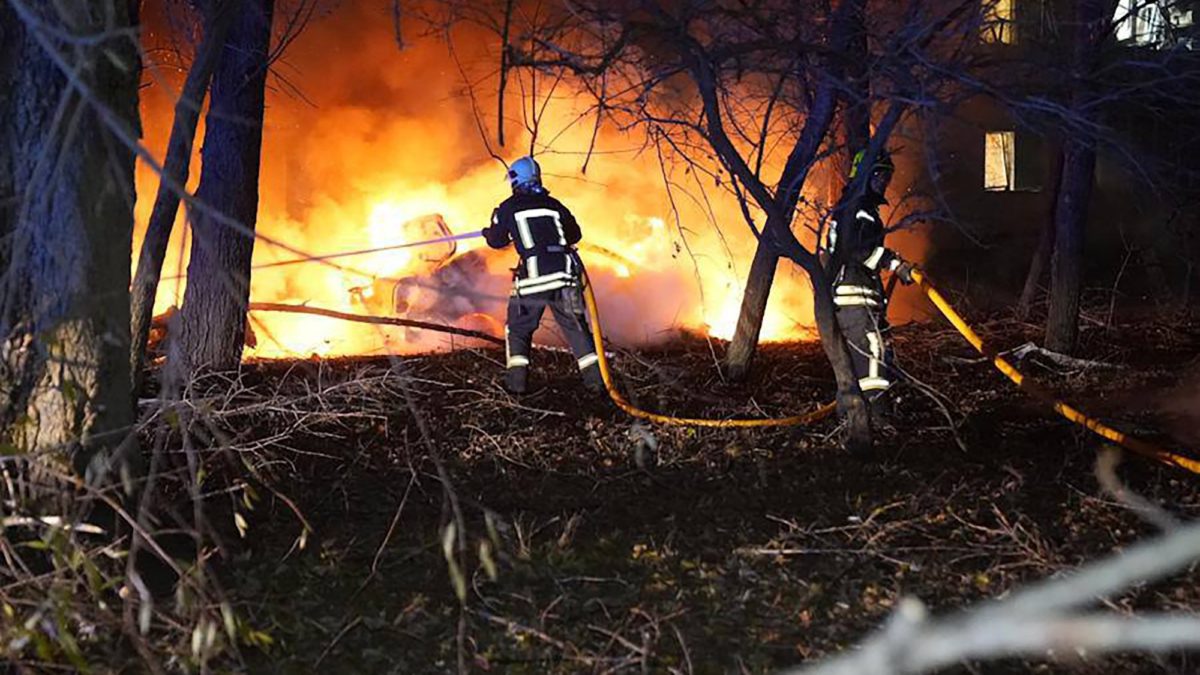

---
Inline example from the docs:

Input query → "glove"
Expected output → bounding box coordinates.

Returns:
[893,261,916,285]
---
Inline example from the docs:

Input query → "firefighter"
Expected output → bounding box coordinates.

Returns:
[825,149,915,425]
[484,155,604,395]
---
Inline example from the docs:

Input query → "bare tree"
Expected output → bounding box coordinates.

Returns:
[1017,148,1063,319]
[787,519,1200,674]
[169,0,275,378]
[1045,0,1119,353]
[130,0,236,389]
[0,0,140,483]
[990,1,1200,341]
[432,0,983,449]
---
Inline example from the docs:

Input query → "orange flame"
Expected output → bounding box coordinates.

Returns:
[134,6,923,359]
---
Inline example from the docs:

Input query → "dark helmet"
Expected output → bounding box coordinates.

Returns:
[849,148,895,179]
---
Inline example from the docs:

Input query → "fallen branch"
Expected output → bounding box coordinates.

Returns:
[1095,446,1178,532]
[784,520,1200,675]
[940,342,1122,371]
[1010,342,1124,371]
[247,302,504,345]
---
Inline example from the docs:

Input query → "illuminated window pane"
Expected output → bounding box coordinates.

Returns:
[982,0,1016,44]
[1116,0,1136,40]
[1114,0,1174,46]
[984,131,1016,191]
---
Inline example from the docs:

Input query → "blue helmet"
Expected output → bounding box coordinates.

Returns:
[506,156,542,192]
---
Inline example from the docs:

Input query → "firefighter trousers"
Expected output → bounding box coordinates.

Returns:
[504,285,602,392]
[835,303,896,410]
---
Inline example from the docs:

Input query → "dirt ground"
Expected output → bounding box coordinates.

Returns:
[188,306,1200,674]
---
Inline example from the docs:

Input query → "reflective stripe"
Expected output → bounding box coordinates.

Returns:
[513,208,561,250]
[507,355,530,368]
[864,247,886,269]
[514,279,572,296]
[515,272,575,290]
[866,331,883,379]
[856,209,876,222]
[836,285,878,296]
[835,296,879,307]
[515,270,574,286]
[528,255,540,278]
[515,215,535,249]
[577,353,599,370]
[859,377,891,391]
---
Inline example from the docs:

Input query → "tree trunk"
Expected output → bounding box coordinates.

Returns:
[723,0,865,380]
[842,0,871,157]
[766,234,872,449]
[1044,0,1110,353]
[0,2,140,483]
[724,240,781,380]
[1045,140,1096,352]
[1017,148,1064,319]
[723,94,836,379]
[130,2,235,392]
[1018,222,1053,320]
[170,1,274,378]
[807,265,873,451]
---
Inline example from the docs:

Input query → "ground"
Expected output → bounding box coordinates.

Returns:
[174,305,1200,674]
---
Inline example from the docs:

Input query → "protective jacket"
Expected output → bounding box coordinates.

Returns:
[484,188,601,394]
[826,190,904,398]
[825,193,902,309]
[484,190,582,295]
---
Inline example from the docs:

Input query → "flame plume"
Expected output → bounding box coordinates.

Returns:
[132,5,924,360]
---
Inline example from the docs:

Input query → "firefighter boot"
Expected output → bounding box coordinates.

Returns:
[581,363,604,394]
[505,366,528,395]
[867,391,894,434]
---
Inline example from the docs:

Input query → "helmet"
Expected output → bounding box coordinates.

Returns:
[849,148,895,179]
[506,156,542,191]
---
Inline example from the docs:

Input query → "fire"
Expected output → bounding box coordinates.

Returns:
[133,6,899,360]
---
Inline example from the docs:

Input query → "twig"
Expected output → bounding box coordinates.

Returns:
[313,615,363,669]
[785,521,1200,675]
[247,302,504,345]
[479,610,602,664]
[1094,446,1178,532]
[356,471,419,596]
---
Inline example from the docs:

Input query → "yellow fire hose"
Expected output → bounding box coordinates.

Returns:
[910,269,1200,475]
[579,266,1200,475]
[580,271,837,427]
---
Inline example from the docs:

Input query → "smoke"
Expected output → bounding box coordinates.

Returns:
[134,3,920,358]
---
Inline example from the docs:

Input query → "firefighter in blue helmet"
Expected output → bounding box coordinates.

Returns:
[483,156,604,395]
[826,149,916,426]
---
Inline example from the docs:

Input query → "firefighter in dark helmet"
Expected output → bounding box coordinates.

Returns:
[825,149,915,425]
[483,155,604,395]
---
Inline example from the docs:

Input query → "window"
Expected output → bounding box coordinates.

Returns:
[1115,0,1195,47]
[1116,0,1167,44]
[983,130,1044,192]
[984,131,1016,191]
[982,0,1017,44]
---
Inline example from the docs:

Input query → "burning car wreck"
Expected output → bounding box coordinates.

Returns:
[387,247,509,339]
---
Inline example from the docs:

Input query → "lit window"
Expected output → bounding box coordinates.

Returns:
[984,131,1016,191]
[982,0,1016,44]
[1114,0,1192,47]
